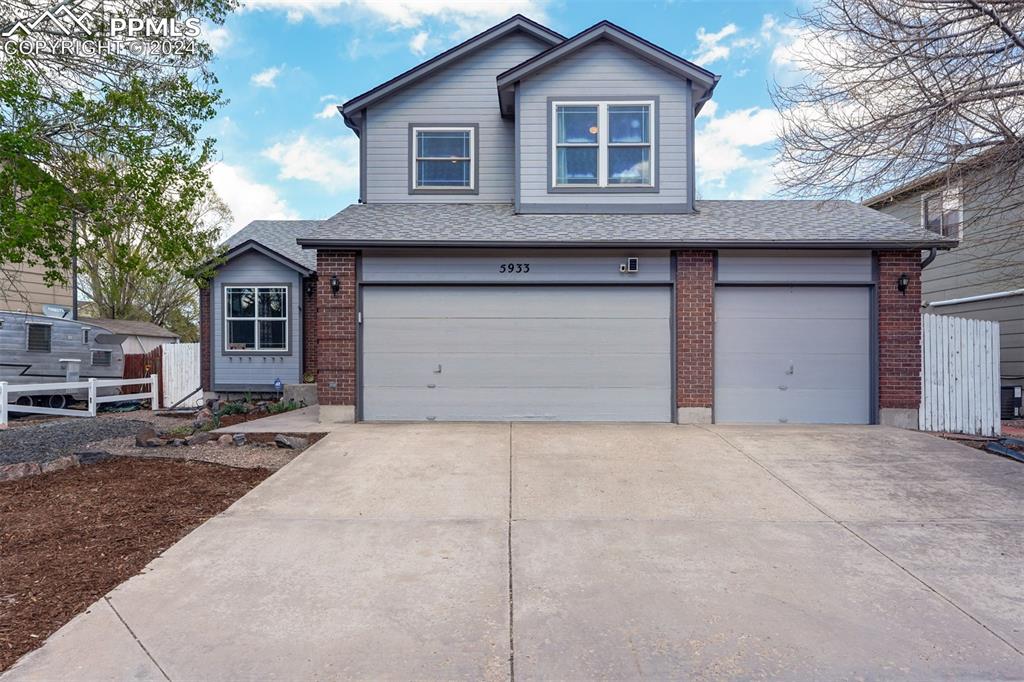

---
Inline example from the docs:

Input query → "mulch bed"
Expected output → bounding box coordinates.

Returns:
[0,457,271,672]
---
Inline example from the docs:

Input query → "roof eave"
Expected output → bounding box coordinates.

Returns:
[211,239,314,276]
[298,238,956,250]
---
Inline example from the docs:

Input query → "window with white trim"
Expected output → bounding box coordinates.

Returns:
[224,286,288,352]
[923,189,962,238]
[552,100,654,188]
[412,127,474,189]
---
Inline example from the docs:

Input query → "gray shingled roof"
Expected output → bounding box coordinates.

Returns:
[296,201,955,249]
[80,317,180,339]
[223,220,321,270]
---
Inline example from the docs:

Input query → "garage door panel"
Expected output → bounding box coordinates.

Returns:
[715,318,869,355]
[363,386,671,422]
[715,352,870,390]
[364,318,668,354]
[715,286,871,424]
[363,286,671,422]
[715,388,870,424]
[716,286,869,319]
[365,286,667,319]
[364,352,671,389]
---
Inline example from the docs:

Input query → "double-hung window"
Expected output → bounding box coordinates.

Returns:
[412,126,475,191]
[225,286,288,352]
[923,188,962,238]
[552,100,654,188]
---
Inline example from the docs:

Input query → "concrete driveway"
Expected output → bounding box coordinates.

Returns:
[5,424,1023,680]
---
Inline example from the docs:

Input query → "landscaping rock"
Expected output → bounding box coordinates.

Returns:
[143,438,165,448]
[0,461,42,482]
[135,426,158,447]
[40,455,80,474]
[75,451,114,465]
[232,433,247,446]
[193,408,213,429]
[185,432,214,447]
[217,434,233,446]
[169,439,186,447]
[274,434,308,450]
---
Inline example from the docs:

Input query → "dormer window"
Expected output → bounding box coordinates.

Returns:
[410,125,477,193]
[552,100,655,189]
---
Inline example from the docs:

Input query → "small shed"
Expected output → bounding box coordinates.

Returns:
[80,318,180,354]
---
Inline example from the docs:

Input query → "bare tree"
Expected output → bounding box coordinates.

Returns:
[773,0,1024,286]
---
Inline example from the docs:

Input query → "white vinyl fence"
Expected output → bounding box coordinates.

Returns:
[920,313,1001,436]
[161,342,202,409]
[0,376,158,428]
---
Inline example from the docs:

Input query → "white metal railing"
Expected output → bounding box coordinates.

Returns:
[0,375,158,428]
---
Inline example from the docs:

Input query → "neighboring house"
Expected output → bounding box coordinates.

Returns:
[866,158,1024,395]
[0,261,75,316]
[79,317,180,354]
[200,16,952,427]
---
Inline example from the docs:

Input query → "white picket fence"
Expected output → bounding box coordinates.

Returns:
[0,375,158,428]
[161,342,202,409]
[920,313,1001,436]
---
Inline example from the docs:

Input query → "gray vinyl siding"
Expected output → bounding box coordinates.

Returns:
[716,250,873,283]
[363,31,550,203]
[361,248,671,283]
[211,251,302,389]
[926,295,1024,382]
[517,39,690,208]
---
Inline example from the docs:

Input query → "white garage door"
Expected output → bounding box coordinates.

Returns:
[362,286,671,421]
[715,286,871,424]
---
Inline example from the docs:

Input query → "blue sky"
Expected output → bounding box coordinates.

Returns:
[205,0,808,237]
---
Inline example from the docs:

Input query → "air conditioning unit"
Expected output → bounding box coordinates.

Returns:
[1002,385,1023,419]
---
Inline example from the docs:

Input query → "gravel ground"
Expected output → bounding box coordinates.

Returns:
[0,411,308,470]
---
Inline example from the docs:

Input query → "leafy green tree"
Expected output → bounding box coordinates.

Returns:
[0,0,235,289]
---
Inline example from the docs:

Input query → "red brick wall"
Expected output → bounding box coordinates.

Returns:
[302,275,317,379]
[316,251,357,406]
[199,286,211,391]
[675,250,715,409]
[878,250,922,410]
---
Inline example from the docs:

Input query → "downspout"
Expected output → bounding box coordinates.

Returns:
[921,247,937,269]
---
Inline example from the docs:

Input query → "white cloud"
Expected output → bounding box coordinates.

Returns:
[209,163,298,238]
[409,30,429,55]
[693,23,737,65]
[319,93,338,102]
[201,24,232,52]
[696,106,781,199]
[315,103,340,120]
[250,65,283,88]
[262,135,360,193]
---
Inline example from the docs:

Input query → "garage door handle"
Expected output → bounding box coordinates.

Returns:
[778,385,788,391]
[427,383,436,389]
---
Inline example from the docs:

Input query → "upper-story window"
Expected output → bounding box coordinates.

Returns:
[411,126,476,192]
[923,188,962,238]
[552,100,654,188]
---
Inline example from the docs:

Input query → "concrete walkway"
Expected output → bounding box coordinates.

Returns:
[5,424,1023,680]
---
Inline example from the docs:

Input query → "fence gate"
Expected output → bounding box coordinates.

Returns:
[161,343,202,409]
[920,313,1001,436]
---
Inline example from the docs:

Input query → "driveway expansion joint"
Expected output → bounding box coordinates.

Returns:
[507,422,515,682]
[104,597,172,681]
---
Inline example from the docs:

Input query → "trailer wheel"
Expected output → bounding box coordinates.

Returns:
[47,394,68,410]
[14,395,32,407]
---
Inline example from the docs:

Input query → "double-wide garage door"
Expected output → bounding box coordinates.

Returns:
[714,286,871,424]
[362,286,671,421]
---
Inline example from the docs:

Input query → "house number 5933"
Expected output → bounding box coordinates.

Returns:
[498,263,530,273]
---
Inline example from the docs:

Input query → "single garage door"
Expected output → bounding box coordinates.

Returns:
[362,286,671,421]
[715,286,871,424]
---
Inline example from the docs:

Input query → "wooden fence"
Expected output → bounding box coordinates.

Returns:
[123,343,201,410]
[920,313,1001,436]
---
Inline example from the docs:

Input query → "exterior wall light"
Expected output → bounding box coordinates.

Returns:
[897,273,909,295]
[330,274,340,296]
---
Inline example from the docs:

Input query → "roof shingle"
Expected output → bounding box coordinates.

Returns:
[223,220,321,270]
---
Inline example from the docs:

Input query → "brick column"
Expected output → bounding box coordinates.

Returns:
[302,275,318,380]
[877,250,922,428]
[675,250,715,423]
[199,286,212,392]
[316,251,357,423]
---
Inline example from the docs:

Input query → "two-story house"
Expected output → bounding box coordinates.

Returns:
[200,16,952,427]
[866,156,1024,414]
